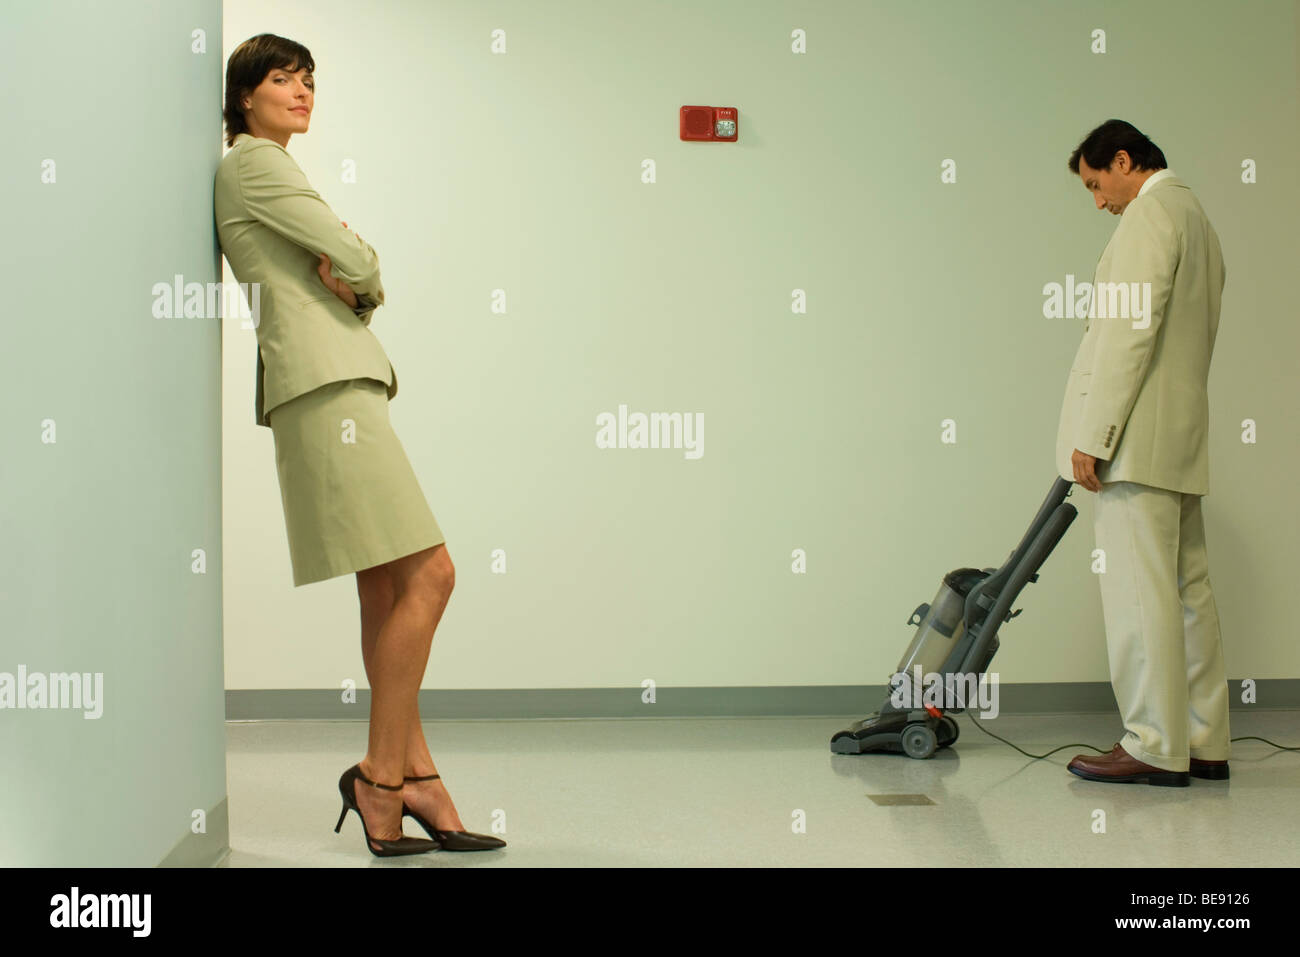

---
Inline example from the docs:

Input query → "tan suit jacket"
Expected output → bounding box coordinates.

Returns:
[214,132,397,427]
[1056,173,1225,494]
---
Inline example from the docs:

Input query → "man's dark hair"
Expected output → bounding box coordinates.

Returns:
[223,34,316,148]
[1068,119,1167,175]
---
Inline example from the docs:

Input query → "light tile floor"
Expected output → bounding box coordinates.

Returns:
[219,711,1300,867]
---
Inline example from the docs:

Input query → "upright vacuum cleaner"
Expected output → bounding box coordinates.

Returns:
[831,476,1078,758]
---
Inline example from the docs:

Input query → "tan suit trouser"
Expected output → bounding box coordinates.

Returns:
[1094,481,1231,772]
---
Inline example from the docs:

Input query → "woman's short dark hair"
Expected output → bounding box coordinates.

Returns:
[223,34,315,148]
[1067,119,1167,175]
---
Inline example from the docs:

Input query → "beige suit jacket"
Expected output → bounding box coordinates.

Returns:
[214,132,397,427]
[1056,173,1225,495]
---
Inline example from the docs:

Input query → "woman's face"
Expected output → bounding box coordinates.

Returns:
[243,64,314,141]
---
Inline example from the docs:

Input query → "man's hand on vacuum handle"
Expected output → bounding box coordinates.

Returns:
[1071,448,1102,493]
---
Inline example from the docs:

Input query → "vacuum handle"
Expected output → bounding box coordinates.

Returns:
[964,476,1072,629]
[962,501,1078,671]
[1004,477,1073,584]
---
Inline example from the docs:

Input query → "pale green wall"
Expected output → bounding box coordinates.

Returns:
[0,1,227,865]
[220,0,1299,696]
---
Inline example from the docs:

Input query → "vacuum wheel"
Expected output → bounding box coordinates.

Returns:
[901,723,937,759]
[938,715,959,748]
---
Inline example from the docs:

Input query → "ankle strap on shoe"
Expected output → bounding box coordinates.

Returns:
[404,774,441,782]
[355,765,403,791]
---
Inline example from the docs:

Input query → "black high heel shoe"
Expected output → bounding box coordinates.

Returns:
[335,763,440,857]
[401,773,507,851]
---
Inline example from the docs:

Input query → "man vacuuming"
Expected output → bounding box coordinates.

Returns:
[1056,119,1230,787]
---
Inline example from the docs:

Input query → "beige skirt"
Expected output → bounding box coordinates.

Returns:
[267,378,445,587]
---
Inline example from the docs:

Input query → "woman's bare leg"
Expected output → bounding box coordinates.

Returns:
[353,543,462,848]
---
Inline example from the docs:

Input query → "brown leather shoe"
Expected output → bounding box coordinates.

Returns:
[1067,743,1189,787]
[1190,758,1229,780]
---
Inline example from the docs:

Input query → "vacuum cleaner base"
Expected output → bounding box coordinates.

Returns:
[830,709,959,758]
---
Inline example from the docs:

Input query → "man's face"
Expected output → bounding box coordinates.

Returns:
[1078,153,1137,215]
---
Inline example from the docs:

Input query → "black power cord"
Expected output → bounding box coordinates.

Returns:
[959,709,1300,760]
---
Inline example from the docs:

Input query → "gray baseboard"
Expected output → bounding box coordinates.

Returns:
[159,797,229,868]
[225,681,1299,720]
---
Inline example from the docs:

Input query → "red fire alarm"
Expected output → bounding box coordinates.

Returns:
[680,106,738,142]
